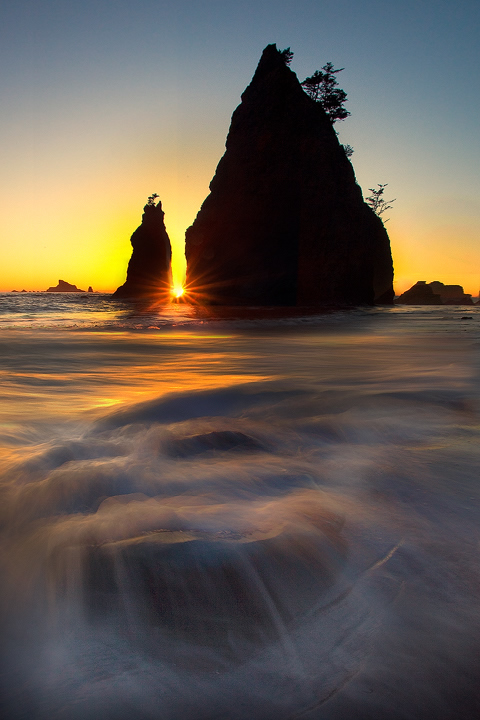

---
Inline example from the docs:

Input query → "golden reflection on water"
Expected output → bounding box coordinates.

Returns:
[0,330,269,427]
[0,326,474,430]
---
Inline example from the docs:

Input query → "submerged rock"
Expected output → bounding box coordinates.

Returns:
[113,198,172,300]
[167,430,266,458]
[46,280,85,292]
[82,510,346,659]
[185,44,393,306]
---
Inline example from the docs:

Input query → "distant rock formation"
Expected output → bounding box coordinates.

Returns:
[428,281,473,305]
[46,280,85,293]
[88,286,93,293]
[113,198,172,300]
[397,281,443,305]
[397,281,473,305]
[185,44,393,306]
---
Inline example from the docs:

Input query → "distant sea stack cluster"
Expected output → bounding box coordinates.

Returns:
[397,281,474,305]
[116,44,394,306]
[113,198,172,300]
[46,280,93,293]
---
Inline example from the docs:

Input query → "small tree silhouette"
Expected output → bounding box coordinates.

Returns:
[366,184,396,222]
[301,63,350,123]
[280,47,294,65]
[147,193,159,206]
[342,144,354,157]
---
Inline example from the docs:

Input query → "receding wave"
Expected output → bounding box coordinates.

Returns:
[1,317,480,719]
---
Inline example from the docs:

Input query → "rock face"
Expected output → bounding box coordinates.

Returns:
[113,200,172,299]
[185,44,394,306]
[46,280,85,292]
[397,281,473,305]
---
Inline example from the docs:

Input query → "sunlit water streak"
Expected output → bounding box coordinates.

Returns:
[0,295,479,719]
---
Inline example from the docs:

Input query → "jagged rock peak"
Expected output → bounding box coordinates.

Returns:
[252,43,285,75]
[113,198,172,300]
[185,44,394,306]
[243,44,299,92]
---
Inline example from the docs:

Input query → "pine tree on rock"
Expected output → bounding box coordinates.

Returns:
[301,62,350,123]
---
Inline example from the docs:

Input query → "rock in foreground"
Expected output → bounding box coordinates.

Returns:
[82,509,345,660]
[113,199,172,300]
[185,44,394,306]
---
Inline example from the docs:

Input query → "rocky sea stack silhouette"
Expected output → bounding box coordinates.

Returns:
[113,198,172,299]
[397,280,473,305]
[185,44,394,306]
[46,280,86,293]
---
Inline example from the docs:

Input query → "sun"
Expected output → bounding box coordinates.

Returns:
[173,285,184,299]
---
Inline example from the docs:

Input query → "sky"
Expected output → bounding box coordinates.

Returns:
[0,0,479,295]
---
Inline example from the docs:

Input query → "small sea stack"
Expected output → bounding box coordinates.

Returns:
[428,281,473,305]
[185,44,394,306]
[397,280,473,305]
[113,196,172,300]
[46,280,86,292]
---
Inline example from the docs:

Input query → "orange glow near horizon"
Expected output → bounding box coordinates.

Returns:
[0,179,479,297]
[388,220,480,297]
[0,136,215,293]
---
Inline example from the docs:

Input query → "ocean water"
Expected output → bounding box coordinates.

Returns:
[0,293,479,719]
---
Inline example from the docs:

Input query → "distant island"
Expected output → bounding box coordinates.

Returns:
[46,280,93,293]
[397,281,474,305]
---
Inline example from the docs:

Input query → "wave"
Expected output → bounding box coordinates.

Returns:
[1,320,479,718]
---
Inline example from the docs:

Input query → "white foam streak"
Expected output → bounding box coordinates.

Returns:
[1,312,480,718]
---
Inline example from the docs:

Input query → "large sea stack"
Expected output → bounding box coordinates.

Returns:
[113,199,172,299]
[185,44,394,306]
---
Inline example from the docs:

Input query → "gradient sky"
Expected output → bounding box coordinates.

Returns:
[1,0,479,294]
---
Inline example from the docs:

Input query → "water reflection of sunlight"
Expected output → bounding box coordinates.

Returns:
[0,331,268,428]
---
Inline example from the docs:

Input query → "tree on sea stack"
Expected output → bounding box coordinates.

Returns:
[301,62,350,123]
[185,43,394,306]
[366,184,396,222]
[280,47,294,65]
[147,193,159,206]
